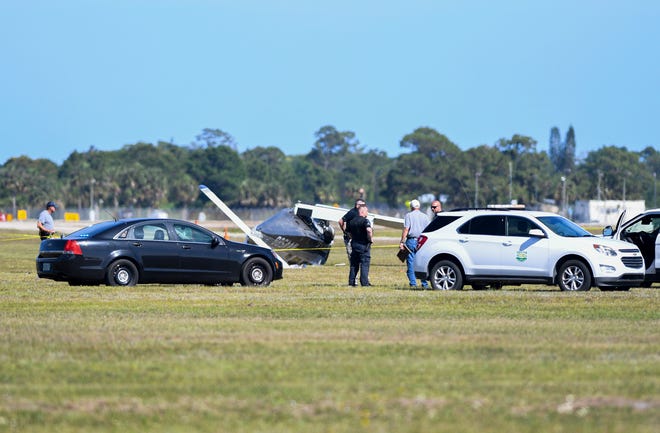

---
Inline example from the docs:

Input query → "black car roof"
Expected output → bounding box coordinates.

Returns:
[68,218,194,237]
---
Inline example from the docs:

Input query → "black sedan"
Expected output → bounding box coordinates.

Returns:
[36,218,283,286]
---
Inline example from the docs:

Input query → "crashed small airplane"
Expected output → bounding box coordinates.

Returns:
[199,185,403,267]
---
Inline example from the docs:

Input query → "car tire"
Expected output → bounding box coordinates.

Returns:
[558,260,591,291]
[241,257,272,286]
[430,260,463,290]
[106,259,139,286]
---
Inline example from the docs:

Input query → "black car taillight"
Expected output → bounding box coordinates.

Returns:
[63,240,83,255]
[416,235,428,251]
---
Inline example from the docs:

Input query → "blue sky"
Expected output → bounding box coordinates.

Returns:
[2,0,659,165]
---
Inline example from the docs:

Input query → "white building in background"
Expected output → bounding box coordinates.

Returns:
[573,200,646,226]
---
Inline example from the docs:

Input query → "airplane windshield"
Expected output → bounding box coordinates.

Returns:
[537,216,593,238]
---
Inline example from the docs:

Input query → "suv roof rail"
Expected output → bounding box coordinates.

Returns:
[448,206,527,212]
[448,207,494,211]
[487,204,526,209]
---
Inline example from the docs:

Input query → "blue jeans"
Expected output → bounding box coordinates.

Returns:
[405,238,428,288]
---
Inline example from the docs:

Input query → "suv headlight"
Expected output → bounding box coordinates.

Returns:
[593,244,617,256]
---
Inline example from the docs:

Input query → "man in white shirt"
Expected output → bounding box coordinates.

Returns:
[399,199,430,288]
[37,201,57,240]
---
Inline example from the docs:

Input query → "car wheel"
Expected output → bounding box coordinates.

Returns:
[106,259,139,286]
[430,260,463,290]
[558,260,591,291]
[241,257,272,286]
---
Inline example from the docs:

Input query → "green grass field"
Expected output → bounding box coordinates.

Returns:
[0,229,658,432]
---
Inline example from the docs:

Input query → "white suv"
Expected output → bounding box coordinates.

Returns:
[413,209,645,291]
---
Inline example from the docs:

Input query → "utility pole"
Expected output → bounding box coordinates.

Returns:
[509,161,513,204]
[654,172,657,208]
[561,176,567,217]
[90,178,96,222]
[474,171,481,208]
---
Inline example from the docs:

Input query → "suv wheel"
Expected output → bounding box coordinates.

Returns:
[430,260,463,290]
[558,260,591,291]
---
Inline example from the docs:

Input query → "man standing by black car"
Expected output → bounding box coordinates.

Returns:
[37,201,57,240]
[347,205,373,287]
[338,198,365,261]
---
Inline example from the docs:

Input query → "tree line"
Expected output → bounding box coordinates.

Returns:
[1,125,658,215]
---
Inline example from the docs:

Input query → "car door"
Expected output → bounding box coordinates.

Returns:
[457,215,507,275]
[125,222,180,282]
[172,222,235,282]
[620,213,660,274]
[500,216,551,277]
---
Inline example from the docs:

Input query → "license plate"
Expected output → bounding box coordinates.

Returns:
[42,263,51,271]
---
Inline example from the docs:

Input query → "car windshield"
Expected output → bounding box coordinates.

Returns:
[537,216,593,237]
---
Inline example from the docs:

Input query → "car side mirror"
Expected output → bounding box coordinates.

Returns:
[602,226,613,237]
[211,237,221,248]
[528,229,545,238]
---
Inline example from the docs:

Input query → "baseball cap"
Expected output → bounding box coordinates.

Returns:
[46,201,57,209]
[410,199,420,209]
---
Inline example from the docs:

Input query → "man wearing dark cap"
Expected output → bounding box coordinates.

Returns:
[338,198,366,261]
[347,205,373,287]
[37,201,57,240]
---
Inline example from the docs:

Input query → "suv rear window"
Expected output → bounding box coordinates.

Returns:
[423,215,461,233]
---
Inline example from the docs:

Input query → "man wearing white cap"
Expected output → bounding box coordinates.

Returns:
[399,199,430,288]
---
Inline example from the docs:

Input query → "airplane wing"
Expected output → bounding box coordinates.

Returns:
[199,185,291,267]
[293,203,403,229]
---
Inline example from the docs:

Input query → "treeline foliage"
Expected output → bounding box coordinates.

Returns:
[1,126,658,213]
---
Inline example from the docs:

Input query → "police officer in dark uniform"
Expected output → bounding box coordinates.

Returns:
[347,205,373,286]
[338,198,366,261]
